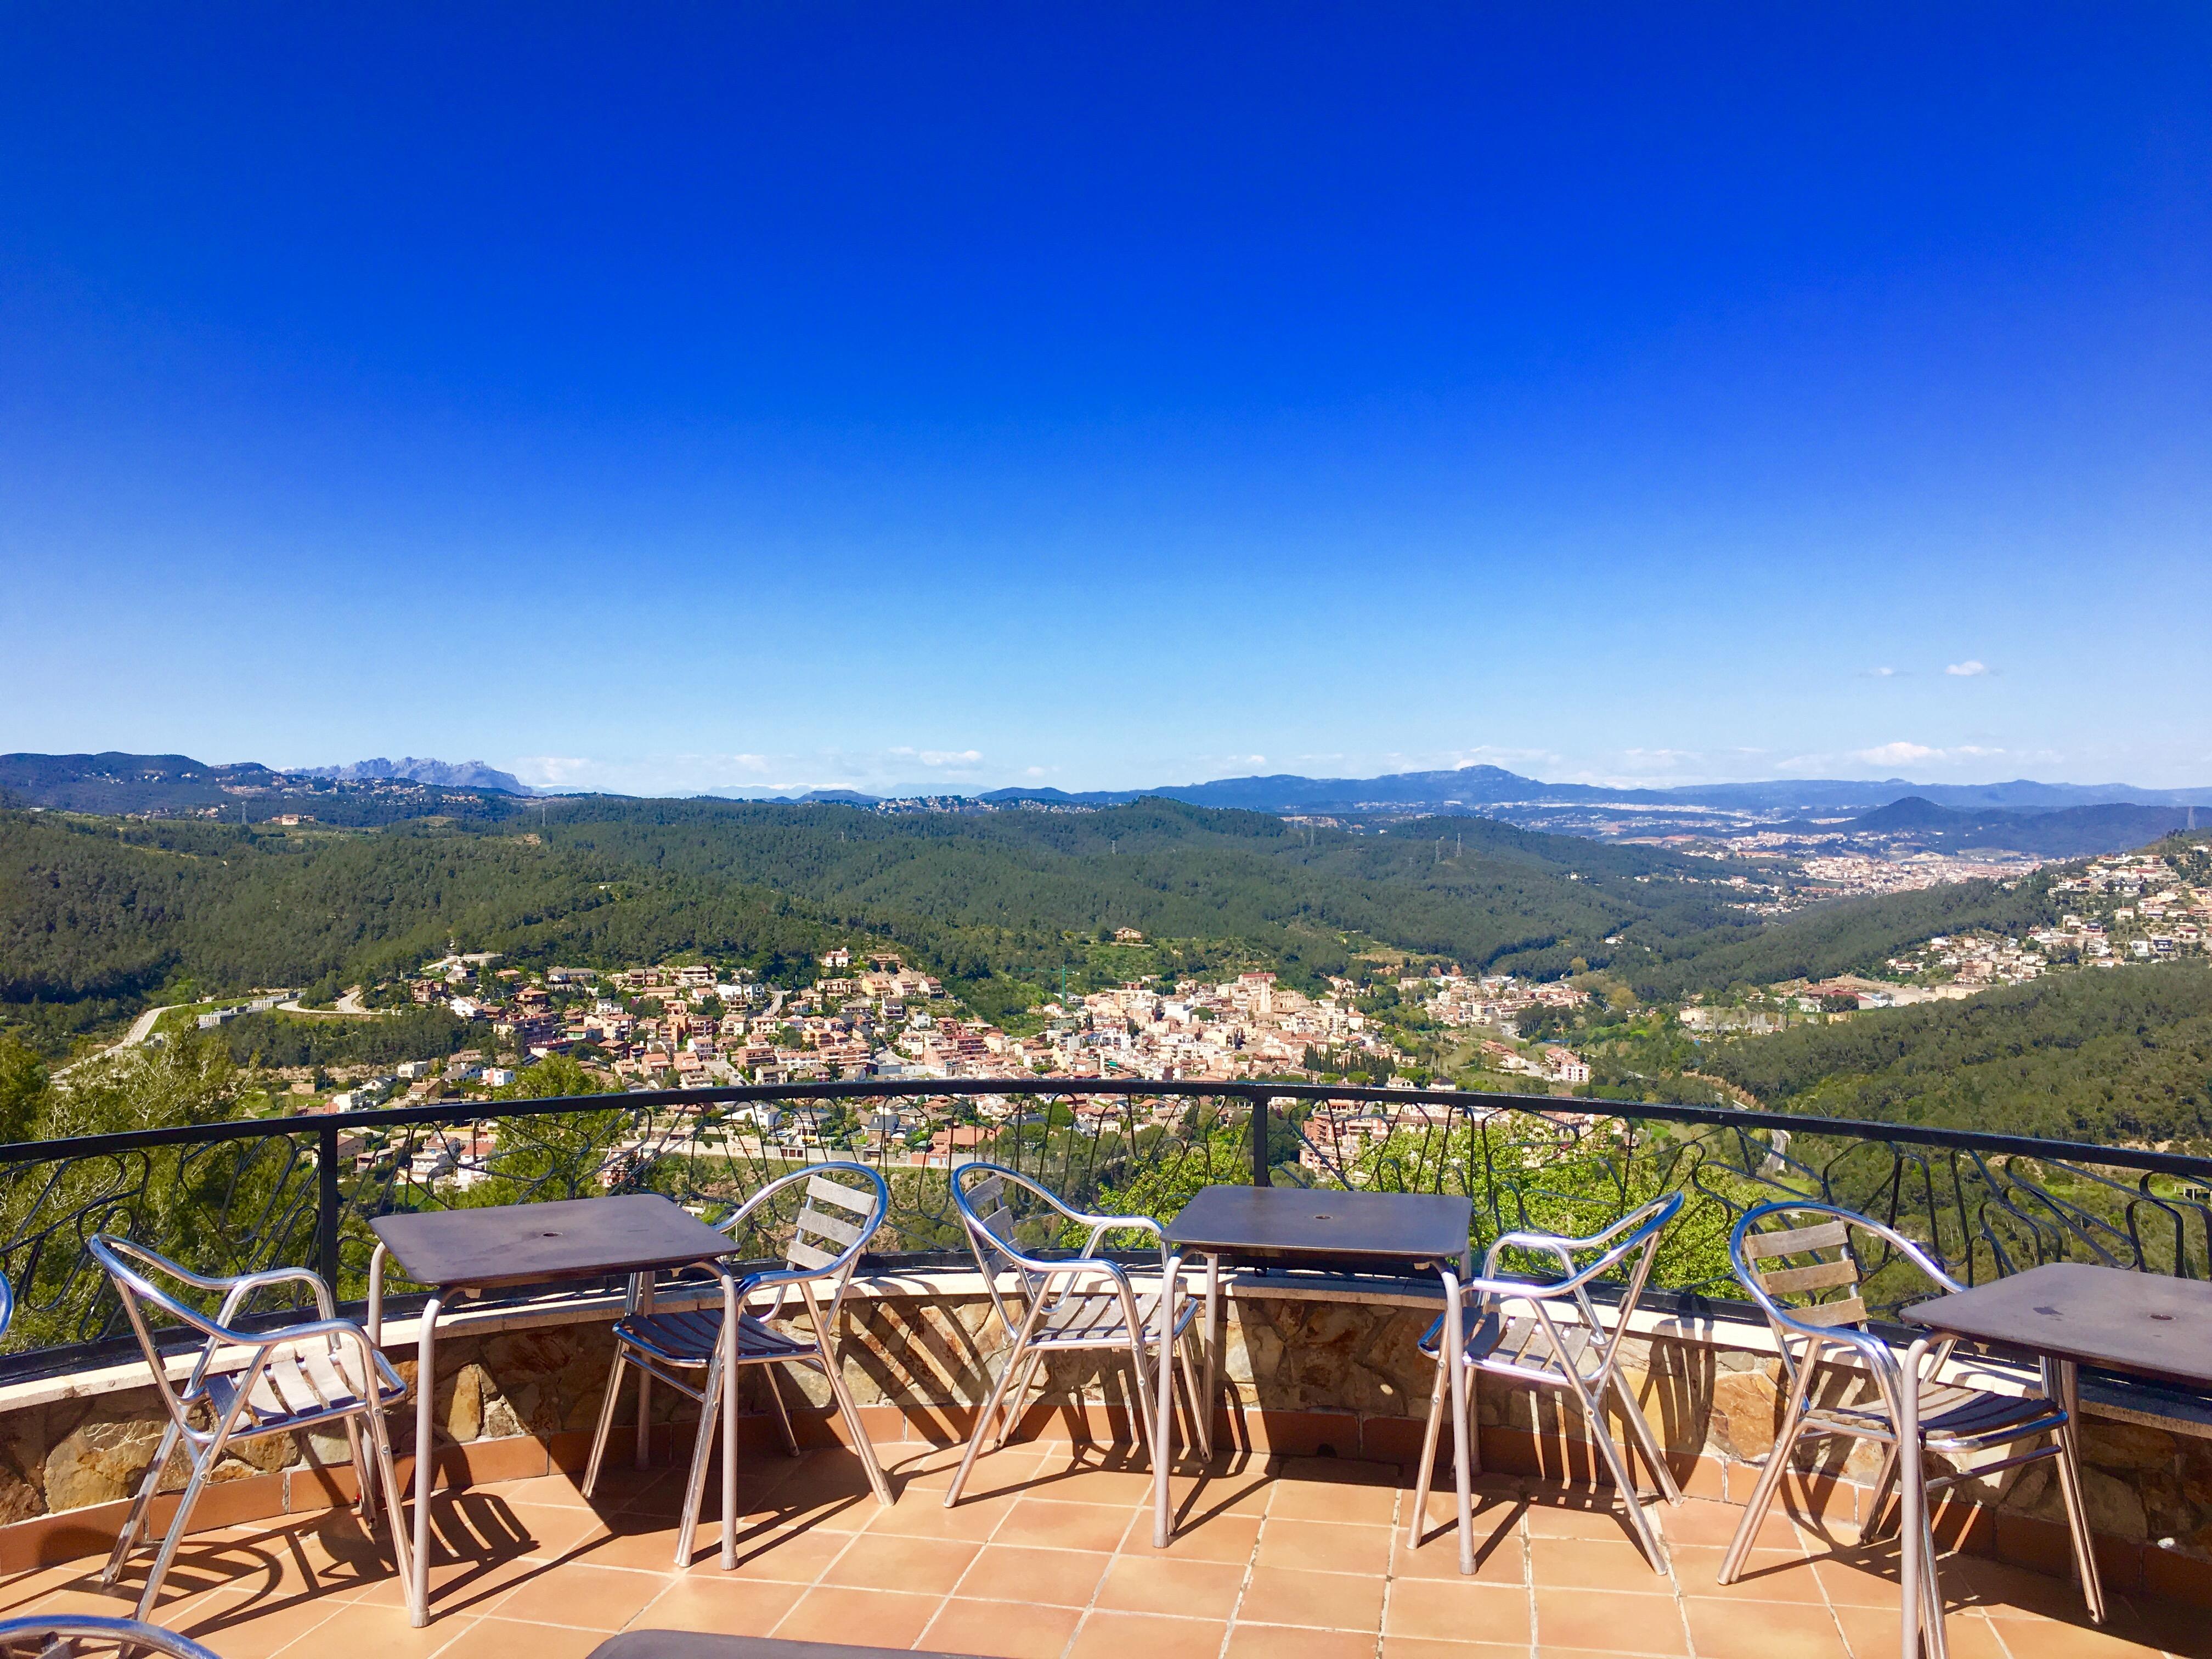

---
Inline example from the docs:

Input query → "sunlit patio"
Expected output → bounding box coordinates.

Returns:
[2,1435,2202,1659]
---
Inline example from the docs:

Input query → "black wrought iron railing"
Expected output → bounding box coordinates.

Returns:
[1,1079,2207,1384]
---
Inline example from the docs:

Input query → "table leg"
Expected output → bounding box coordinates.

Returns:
[1440,1267,1473,1576]
[635,1271,655,1471]
[2046,1356,2108,1623]
[1199,1253,1219,1460]
[1897,1364,1923,1659]
[1154,1250,1182,1548]
[722,1272,739,1570]
[409,1294,443,1628]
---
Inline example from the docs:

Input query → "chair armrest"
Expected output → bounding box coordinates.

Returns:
[217,1267,337,1324]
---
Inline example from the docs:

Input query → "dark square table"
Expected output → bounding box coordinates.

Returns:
[1150,1184,1475,1548]
[1904,1262,2212,1633]
[368,1195,744,1624]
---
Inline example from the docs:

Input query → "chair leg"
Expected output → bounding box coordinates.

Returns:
[365,1402,414,1595]
[764,1362,803,1457]
[100,1418,180,1588]
[992,1350,1044,1452]
[1128,1341,1163,1468]
[945,1337,1028,1508]
[1408,1356,1448,1548]
[2047,1362,2108,1624]
[1862,1442,1903,1543]
[1914,1458,1951,1659]
[1441,1278,1475,1576]
[132,1451,216,1620]
[819,1340,893,1506]
[1607,1371,1683,1505]
[1589,1406,1669,1575]
[582,1347,630,1498]
[1718,1355,1817,1585]
[342,1417,374,1523]
[674,1351,723,1569]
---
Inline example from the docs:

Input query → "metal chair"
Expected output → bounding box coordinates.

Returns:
[1721,1201,2103,1659]
[88,1236,411,1622]
[942,1161,1199,1507]
[1409,1192,1686,1574]
[583,1163,894,1564]
[0,1613,224,1658]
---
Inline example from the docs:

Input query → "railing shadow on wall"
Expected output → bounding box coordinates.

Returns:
[0,1078,2207,1390]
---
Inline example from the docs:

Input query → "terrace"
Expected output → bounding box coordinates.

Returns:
[0,1081,2207,1659]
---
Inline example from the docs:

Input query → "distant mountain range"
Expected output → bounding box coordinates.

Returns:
[297,757,533,794]
[7,753,2210,832]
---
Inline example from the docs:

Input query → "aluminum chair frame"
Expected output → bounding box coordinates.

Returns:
[0,1612,223,1658]
[1408,1192,1686,1575]
[943,1161,1200,1508]
[88,1235,411,1622]
[1721,1200,2103,1659]
[582,1163,894,1564]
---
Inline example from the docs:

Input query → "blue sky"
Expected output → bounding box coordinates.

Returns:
[3,6,2207,797]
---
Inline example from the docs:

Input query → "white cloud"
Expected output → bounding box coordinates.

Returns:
[1024,765,1047,778]
[1861,666,1900,678]
[919,749,983,768]
[1855,742,1940,766]
[1945,660,1990,677]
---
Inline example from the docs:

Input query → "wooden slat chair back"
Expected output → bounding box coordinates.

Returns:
[584,1161,894,1566]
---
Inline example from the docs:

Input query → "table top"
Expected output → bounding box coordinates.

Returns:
[1164,1184,1472,1270]
[1904,1262,2212,1390]
[369,1193,738,1294]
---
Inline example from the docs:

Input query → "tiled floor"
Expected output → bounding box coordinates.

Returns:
[1,1440,2203,1659]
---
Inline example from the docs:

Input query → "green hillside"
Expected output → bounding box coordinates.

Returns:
[1700,962,2212,1148]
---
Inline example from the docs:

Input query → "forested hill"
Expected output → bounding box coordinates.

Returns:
[0,799,1773,1052]
[1702,962,2212,1148]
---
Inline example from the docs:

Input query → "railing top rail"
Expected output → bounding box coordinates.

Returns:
[4,1076,2208,1181]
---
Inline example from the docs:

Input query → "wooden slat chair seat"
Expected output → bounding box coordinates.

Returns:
[584,1164,894,1565]
[88,1235,413,1622]
[942,1162,1200,1508]
[202,1339,406,1432]
[1720,1201,2105,1659]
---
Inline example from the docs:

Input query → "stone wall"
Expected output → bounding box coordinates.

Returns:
[2,1278,2208,1604]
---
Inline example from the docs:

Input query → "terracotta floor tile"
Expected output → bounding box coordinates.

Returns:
[865,1488,1021,1542]
[1243,1564,1388,1633]
[634,1573,808,1636]
[1227,1623,1383,1659]
[1830,1603,2010,1659]
[1381,1641,1533,1659]
[1971,1612,2174,1659]
[167,1587,347,1659]
[1533,1587,1689,1655]
[1006,1499,1142,1553]
[1096,1552,1249,1621]
[1256,1517,1394,1577]
[1170,1465,1280,1519]
[1661,1498,1801,1551]
[1121,1509,1266,1563]
[1801,1551,1904,1610]
[349,1551,549,1618]
[562,1517,701,1573]
[686,1520,853,1584]
[1670,1545,1828,1604]
[1268,1474,1402,1526]
[1681,1597,1853,1659]
[482,1561,669,1630]
[1521,1495,1658,1547]
[1527,1537,1672,1591]
[819,1532,981,1596]
[284,1598,487,1658]
[1066,1609,1233,1659]
[771,1584,947,1649]
[435,1618,611,1659]
[1383,1577,1533,1646]
[955,1544,1113,1607]
[923,1595,1086,1659]
[1954,1556,2106,1623]
[1275,1456,1403,1487]
[1025,1463,1161,1505]
[1392,1531,1527,1585]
